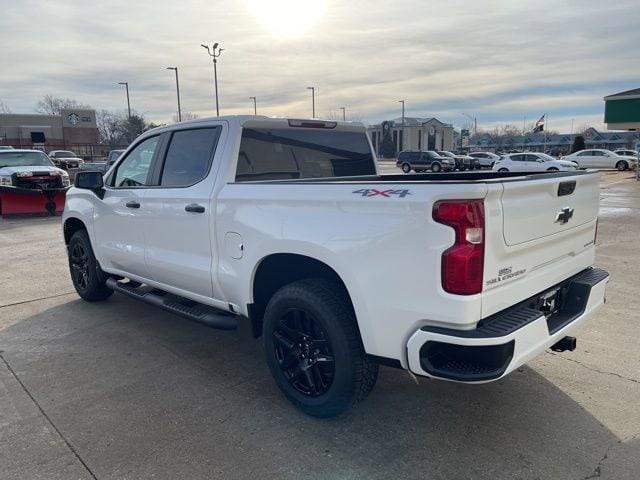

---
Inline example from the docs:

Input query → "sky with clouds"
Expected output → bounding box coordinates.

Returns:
[1,0,639,133]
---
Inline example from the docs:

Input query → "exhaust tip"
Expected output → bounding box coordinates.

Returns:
[551,336,577,353]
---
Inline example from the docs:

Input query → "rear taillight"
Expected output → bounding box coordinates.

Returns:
[433,200,485,295]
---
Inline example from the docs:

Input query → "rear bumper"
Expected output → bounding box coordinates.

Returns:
[406,267,609,382]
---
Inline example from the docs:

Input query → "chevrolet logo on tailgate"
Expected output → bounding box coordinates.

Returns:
[555,207,574,224]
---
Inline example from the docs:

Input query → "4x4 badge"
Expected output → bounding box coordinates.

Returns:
[555,207,574,224]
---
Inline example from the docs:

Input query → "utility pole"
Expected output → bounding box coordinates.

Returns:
[118,82,131,118]
[201,42,224,116]
[398,100,405,152]
[307,87,315,117]
[338,106,346,121]
[249,96,257,115]
[166,67,182,122]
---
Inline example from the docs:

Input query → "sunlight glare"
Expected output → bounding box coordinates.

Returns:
[247,0,327,37]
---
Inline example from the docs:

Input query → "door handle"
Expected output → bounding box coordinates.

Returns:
[185,203,205,213]
[125,201,140,209]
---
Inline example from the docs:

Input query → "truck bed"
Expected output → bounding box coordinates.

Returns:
[237,170,594,184]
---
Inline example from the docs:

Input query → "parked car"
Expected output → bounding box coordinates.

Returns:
[0,145,14,150]
[437,151,480,170]
[64,116,609,418]
[493,152,578,172]
[468,151,502,168]
[563,149,636,171]
[48,150,84,170]
[396,150,453,173]
[613,149,638,158]
[0,149,70,189]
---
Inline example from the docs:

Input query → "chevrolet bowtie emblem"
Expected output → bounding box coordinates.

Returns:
[555,207,574,224]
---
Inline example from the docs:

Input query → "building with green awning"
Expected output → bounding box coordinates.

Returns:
[604,88,640,130]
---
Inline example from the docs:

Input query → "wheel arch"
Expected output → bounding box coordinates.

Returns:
[63,216,88,245]
[249,253,359,339]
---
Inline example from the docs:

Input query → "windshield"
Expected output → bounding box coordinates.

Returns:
[537,153,556,162]
[437,151,454,158]
[55,151,77,157]
[0,151,54,168]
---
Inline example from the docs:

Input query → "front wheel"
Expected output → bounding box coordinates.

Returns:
[547,167,559,171]
[431,162,442,173]
[616,160,628,171]
[68,230,113,301]
[401,163,412,173]
[498,168,509,172]
[263,279,379,418]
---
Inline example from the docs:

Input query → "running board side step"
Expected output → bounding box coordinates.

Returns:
[106,278,238,330]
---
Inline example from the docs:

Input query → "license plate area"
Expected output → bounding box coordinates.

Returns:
[530,287,564,318]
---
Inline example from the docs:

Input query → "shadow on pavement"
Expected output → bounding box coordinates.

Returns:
[1,294,637,480]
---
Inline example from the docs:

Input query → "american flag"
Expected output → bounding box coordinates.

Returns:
[533,114,545,133]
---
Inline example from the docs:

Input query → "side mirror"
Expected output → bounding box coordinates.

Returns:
[74,171,105,198]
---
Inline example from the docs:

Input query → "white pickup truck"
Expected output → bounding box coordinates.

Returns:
[63,116,609,417]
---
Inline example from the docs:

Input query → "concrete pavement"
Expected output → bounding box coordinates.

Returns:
[0,172,638,479]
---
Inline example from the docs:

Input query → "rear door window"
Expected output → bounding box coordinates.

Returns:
[235,128,375,181]
[160,127,221,187]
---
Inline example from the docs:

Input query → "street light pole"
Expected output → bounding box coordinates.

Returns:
[339,106,346,121]
[249,96,257,115]
[201,43,224,116]
[307,86,315,118]
[462,112,477,136]
[166,67,182,122]
[118,82,131,118]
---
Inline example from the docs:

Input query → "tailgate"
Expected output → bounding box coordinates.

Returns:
[501,174,599,245]
[482,172,600,318]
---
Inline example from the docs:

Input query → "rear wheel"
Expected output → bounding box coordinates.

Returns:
[498,168,509,172]
[263,279,378,418]
[547,167,559,171]
[68,230,113,301]
[431,162,442,173]
[616,160,628,171]
[401,163,412,173]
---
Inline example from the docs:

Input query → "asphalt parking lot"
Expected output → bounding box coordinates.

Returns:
[0,171,639,480]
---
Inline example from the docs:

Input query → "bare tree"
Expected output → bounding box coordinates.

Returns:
[172,111,199,122]
[96,109,126,146]
[0,99,11,114]
[35,94,92,115]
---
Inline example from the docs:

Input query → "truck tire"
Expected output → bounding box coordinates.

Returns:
[401,163,411,173]
[68,229,113,302]
[263,278,378,418]
[431,162,441,173]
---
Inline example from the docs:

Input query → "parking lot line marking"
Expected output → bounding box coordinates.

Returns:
[0,291,76,310]
[0,353,98,480]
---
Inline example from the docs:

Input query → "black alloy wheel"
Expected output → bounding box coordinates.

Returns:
[70,242,90,290]
[273,309,335,397]
[67,229,113,301]
[263,279,378,417]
